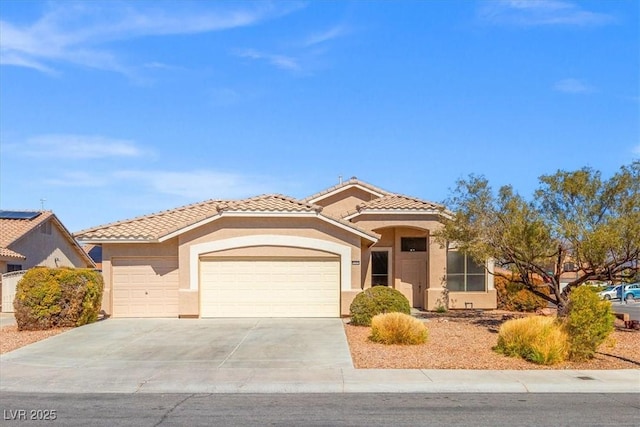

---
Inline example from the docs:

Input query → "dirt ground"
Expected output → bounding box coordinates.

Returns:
[344,310,640,369]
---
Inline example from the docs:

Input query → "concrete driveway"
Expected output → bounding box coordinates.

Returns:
[0,318,353,393]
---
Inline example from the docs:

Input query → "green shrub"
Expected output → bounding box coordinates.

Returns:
[369,312,428,345]
[349,286,411,326]
[435,304,447,314]
[563,286,615,361]
[14,267,104,331]
[494,275,549,312]
[495,316,568,365]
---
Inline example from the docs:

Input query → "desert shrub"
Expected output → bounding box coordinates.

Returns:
[349,286,411,326]
[369,312,428,345]
[435,304,447,313]
[563,286,615,361]
[14,267,104,331]
[495,316,568,365]
[494,275,549,312]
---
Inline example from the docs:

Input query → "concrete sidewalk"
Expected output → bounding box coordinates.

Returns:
[1,362,637,394]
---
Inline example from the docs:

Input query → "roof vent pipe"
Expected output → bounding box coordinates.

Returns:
[338,175,343,185]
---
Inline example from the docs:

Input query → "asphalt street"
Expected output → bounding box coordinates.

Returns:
[1,393,639,427]
[612,301,640,321]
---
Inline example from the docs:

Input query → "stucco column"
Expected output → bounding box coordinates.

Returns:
[426,236,447,310]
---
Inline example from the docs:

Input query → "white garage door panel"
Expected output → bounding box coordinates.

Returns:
[112,257,179,318]
[200,259,339,318]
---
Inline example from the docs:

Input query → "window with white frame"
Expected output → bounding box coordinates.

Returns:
[446,251,486,292]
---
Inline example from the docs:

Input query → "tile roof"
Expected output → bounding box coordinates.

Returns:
[221,194,322,212]
[75,194,378,242]
[355,194,444,212]
[303,177,392,202]
[0,211,53,257]
[0,247,26,259]
[75,199,224,241]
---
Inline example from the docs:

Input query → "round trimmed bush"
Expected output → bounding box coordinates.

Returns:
[349,286,411,326]
[14,267,104,331]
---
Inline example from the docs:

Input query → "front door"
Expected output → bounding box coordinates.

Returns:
[400,259,426,309]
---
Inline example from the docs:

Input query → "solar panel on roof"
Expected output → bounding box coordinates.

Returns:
[0,211,42,220]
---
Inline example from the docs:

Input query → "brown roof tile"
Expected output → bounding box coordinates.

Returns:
[356,194,443,211]
[75,199,224,241]
[0,247,26,259]
[222,194,323,212]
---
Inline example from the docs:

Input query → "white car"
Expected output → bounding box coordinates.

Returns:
[598,285,621,301]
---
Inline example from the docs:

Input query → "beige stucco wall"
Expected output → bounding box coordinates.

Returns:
[352,213,496,310]
[100,239,179,315]
[9,219,92,271]
[355,215,447,309]
[178,216,366,316]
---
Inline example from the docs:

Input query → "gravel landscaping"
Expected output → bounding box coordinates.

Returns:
[1,325,71,354]
[344,310,640,370]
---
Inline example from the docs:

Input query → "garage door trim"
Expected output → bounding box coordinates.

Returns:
[189,235,351,291]
[199,257,340,317]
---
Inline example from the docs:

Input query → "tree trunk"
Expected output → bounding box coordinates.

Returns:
[556,288,571,317]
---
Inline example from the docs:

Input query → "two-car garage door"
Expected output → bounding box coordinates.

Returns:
[200,258,340,317]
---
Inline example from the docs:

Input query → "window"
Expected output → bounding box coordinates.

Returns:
[371,251,389,286]
[563,262,576,272]
[7,264,23,272]
[401,237,426,252]
[447,251,486,292]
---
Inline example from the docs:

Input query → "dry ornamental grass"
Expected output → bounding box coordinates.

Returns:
[345,311,640,370]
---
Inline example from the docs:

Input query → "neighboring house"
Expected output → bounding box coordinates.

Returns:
[0,210,96,311]
[82,244,103,271]
[75,178,496,318]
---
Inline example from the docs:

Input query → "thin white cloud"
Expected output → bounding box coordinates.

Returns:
[478,0,615,27]
[303,25,348,47]
[633,145,640,155]
[113,170,272,199]
[553,78,595,94]
[0,2,304,75]
[22,134,144,159]
[236,49,301,71]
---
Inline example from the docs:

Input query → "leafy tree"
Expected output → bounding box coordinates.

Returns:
[436,161,639,316]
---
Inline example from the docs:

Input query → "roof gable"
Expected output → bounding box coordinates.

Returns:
[304,177,391,204]
[0,210,95,266]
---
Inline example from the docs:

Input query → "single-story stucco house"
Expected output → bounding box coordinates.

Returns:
[75,178,496,318]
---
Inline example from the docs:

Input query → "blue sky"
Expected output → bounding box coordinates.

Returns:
[1,0,638,232]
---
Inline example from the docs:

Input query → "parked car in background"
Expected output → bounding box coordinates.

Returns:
[617,283,640,302]
[599,285,621,300]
